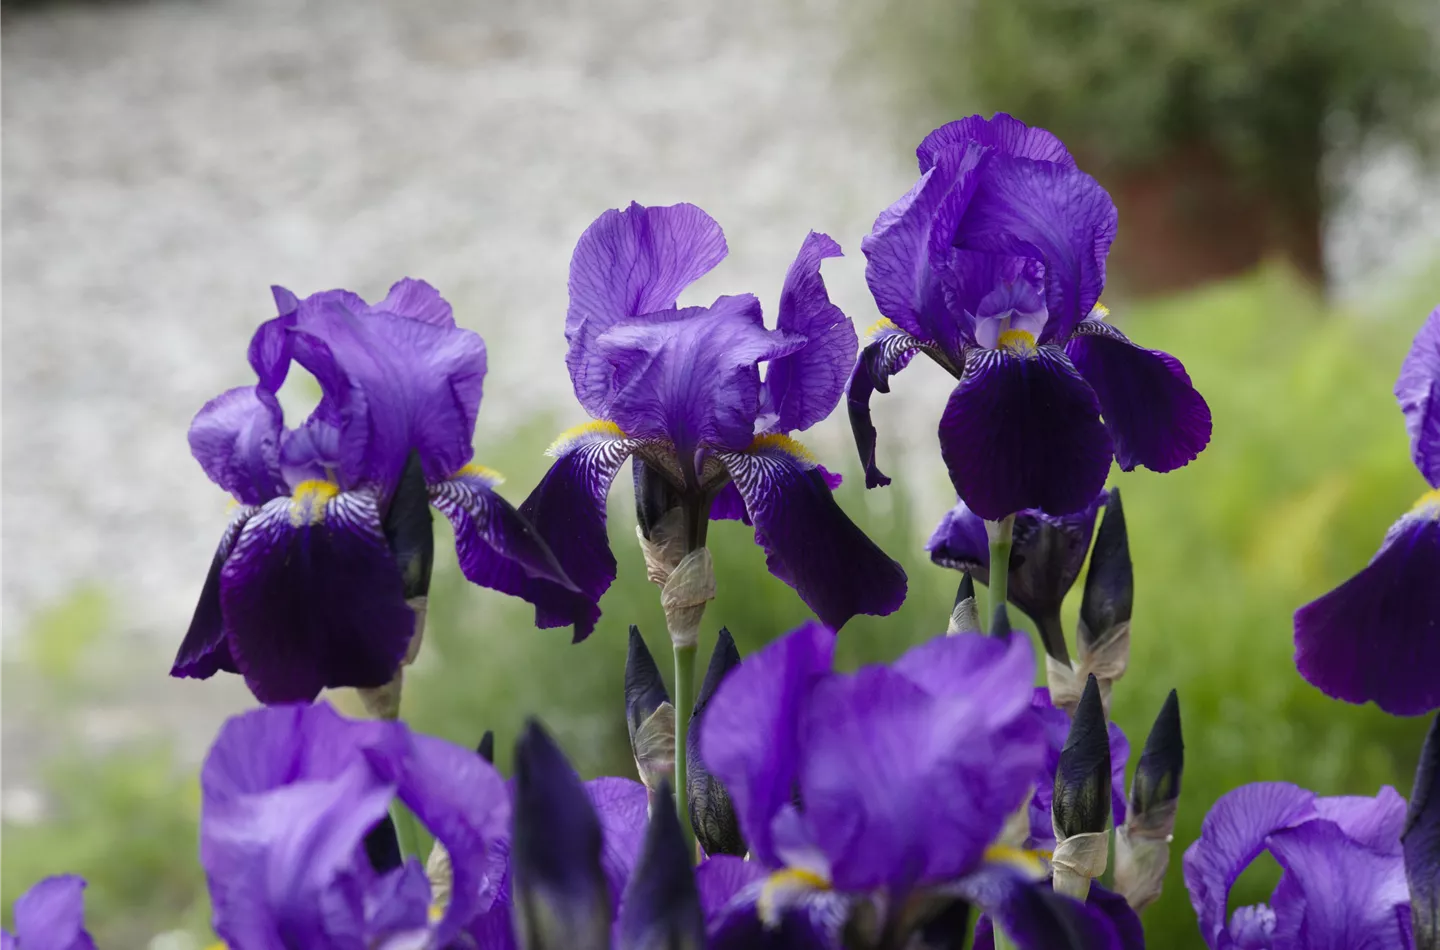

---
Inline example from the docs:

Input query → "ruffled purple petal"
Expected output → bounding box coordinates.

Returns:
[917,113,1077,173]
[695,856,766,927]
[698,621,836,868]
[516,424,640,641]
[430,468,578,602]
[375,277,455,327]
[761,232,858,435]
[218,489,415,703]
[1182,782,1319,948]
[716,438,906,630]
[171,507,251,681]
[1397,306,1440,487]
[1066,319,1211,473]
[189,386,287,505]
[1312,786,1406,854]
[248,287,299,392]
[1294,508,1440,715]
[939,346,1113,519]
[566,202,729,416]
[953,156,1117,343]
[288,288,487,491]
[925,499,990,574]
[595,296,803,454]
[846,321,925,488]
[586,777,650,910]
[1266,819,1410,950]
[10,876,96,950]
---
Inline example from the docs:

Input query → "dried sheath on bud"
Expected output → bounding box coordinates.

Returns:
[1115,689,1183,911]
[1052,674,1111,900]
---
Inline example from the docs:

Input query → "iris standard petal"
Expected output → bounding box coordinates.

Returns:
[566,202,729,416]
[761,231,857,435]
[1182,782,1319,948]
[952,155,1117,343]
[1066,319,1211,473]
[375,277,455,327]
[715,435,907,630]
[172,507,250,681]
[430,467,578,603]
[939,346,1113,519]
[189,385,287,505]
[218,487,415,704]
[595,296,804,455]
[586,777,650,910]
[846,320,926,488]
[1397,306,1440,487]
[517,422,640,640]
[9,876,96,950]
[1311,786,1406,854]
[245,286,300,393]
[288,290,487,491]
[698,620,836,868]
[1293,505,1440,715]
[1266,819,1411,950]
[917,113,1077,173]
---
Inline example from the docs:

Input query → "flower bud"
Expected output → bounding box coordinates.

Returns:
[1130,690,1183,818]
[1078,489,1132,655]
[947,574,981,635]
[633,458,682,542]
[476,730,495,765]
[687,627,745,857]
[617,781,706,950]
[512,719,611,950]
[1406,713,1440,950]
[626,626,676,798]
[1053,675,1113,840]
[1115,689,1183,911]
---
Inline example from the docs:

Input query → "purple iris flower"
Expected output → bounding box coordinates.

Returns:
[2,876,96,950]
[1183,781,1412,949]
[850,113,1211,519]
[695,620,1051,945]
[1026,687,1129,852]
[520,202,907,639]
[1294,305,1440,715]
[173,280,575,703]
[199,701,510,949]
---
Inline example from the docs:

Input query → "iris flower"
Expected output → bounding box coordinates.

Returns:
[849,113,1211,519]
[1182,782,1411,949]
[1294,305,1440,715]
[1,876,95,950]
[172,281,574,703]
[518,202,907,639]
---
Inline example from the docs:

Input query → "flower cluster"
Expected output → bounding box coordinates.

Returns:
[8,113,1439,950]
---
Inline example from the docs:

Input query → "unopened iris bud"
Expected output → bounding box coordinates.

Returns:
[1405,713,1440,950]
[947,573,981,635]
[1052,674,1111,901]
[617,781,706,950]
[1115,689,1183,911]
[1078,489,1132,654]
[626,626,676,799]
[512,719,611,950]
[687,627,745,857]
[476,730,495,765]
[633,459,683,543]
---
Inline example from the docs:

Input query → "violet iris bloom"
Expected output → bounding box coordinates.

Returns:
[1026,687,1129,852]
[1294,306,1440,715]
[850,113,1211,519]
[2,876,96,950]
[199,701,510,949]
[173,281,574,703]
[696,621,1048,945]
[522,203,907,639]
[1183,782,1412,949]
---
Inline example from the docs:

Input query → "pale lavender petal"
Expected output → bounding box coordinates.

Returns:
[1266,820,1410,950]
[694,856,765,926]
[11,876,96,950]
[1396,306,1440,487]
[1313,787,1406,854]
[189,386,287,505]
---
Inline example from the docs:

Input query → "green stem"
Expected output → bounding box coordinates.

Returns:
[672,641,699,859]
[993,928,1021,950]
[986,515,1016,635]
[391,800,425,862]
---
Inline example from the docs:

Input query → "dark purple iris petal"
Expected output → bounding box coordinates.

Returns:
[430,468,577,603]
[1026,689,1129,851]
[939,347,1113,519]
[917,113,1077,173]
[172,507,251,681]
[951,154,1116,344]
[846,322,925,489]
[1397,306,1440,487]
[515,425,639,641]
[716,440,906,630]
[188,386,287,505]
[595,296,803,455]
[698,621,836,868]
[566,203,729,418]
[1294,510,1440,715]
[6,876,96,950]
[218,490,414,704]
[1066,319,1211,473]
[1266,820,1411,950]
[706,887,846,950]
[973,879,1139,950]
[708,481,750,522]
[760,231,858,435]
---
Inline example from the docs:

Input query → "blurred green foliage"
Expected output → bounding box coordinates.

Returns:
[4,266,1437,946]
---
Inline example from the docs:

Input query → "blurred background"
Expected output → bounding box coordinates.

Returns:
[3,0,1439,944]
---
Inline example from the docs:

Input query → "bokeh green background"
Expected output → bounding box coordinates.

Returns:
[5,266,1438,946]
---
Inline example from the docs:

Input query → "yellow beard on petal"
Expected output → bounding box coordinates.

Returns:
[457,462,506,486]
[289,480,340,526]
[1412,488,1440,518]
[864,317,898,340]
[757,867,831,927]
[997,328,1038,357]
[546,419,627,456]
[746,432,818,465]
